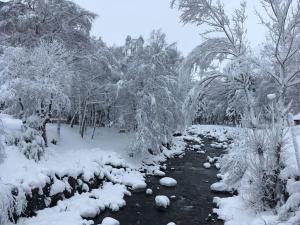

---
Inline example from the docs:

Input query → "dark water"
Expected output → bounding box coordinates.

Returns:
[95,136,230,225]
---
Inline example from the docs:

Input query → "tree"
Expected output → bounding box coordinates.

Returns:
[172,0,258,126]
[0,41,73,146]
[111,31,184,155]
[0,0,96,50]
[258,0,300,108]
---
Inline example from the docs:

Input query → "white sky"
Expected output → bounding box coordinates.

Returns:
[2,0,266,55]
[72,0,267,55]
[3,0,256,55]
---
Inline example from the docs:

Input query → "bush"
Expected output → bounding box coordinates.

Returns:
[18,115,45,162]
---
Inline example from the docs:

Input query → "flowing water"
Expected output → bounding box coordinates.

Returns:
[94,136,231,225]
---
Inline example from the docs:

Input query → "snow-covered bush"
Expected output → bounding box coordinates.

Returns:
[220,125,287,210]
[0,183,14,225]
[18,115,45,162]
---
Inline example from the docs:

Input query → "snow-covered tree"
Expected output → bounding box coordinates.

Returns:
[172,0,258,126]
[111,30,184,155]
[0,41,73,145]
[0,0,96,50]
[258,0,300,107]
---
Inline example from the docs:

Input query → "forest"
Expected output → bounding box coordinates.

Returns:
[0,0,300,225]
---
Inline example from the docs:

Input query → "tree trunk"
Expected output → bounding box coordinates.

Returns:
[57,108,61,142]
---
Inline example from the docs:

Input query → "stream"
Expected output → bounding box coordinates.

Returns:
[95,135,231,225]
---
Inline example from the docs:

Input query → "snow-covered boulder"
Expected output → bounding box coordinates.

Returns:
[50,178,65,196]
[146,188,153,195]
[210,181,232,193]
[154,170,166,177]
[159,177,177,187]
[167,223,176,225]
[193,145,201,150]
[131,182,147,192]
[203,162,211,169]
[101,217,120,225]
[155,195,170,209]
[215,162,220,169]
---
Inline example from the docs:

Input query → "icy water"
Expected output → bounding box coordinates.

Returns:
[95,136,230,225]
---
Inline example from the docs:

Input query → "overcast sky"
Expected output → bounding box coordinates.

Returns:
[74,0,266,55]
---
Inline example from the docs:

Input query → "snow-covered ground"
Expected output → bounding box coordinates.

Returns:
[0,114,187,225]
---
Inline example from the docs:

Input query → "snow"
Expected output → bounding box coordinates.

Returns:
[0,114,190,225]
[155,195,170,208]
[267,93,276,100]
[167,223,176,225]
[0,114,146,192]
[210,181,232,193]
[101,217,120,225]
[159,177,177,187]
[18,182,128,225]
[203,162,211,169]
[213,196,256,225]
[146,188,153,195]
[153,170,166,177]
[50,178,66,196]
[294,112,300,121]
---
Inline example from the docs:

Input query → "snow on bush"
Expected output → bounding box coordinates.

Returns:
[159,177,177,187]
[0,183,14,225]
[0,183,26,225]
[18,115,45,162]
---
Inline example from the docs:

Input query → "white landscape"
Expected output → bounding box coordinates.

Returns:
[0,0,300,225]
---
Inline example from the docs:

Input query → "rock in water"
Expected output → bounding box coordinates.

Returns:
[101,217,120,225]
[154,170,166,177]
[203,162,211,169]
[155,195,170,209]
[159,177,177,187]
[146,188,153,195]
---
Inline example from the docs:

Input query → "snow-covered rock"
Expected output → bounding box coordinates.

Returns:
[154,170,166,177]
[146,188,153,195]
[159,177,177,187]
[167,223,176,225]
[101,217,120,225]
[155,195,170,209]
[210,181,232,193]
[197,150,205,154]
[203,162,211,169]
[131,182,147,192]
[50,178,65,196]
[215,162,220,169]
[192,145,201,150]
